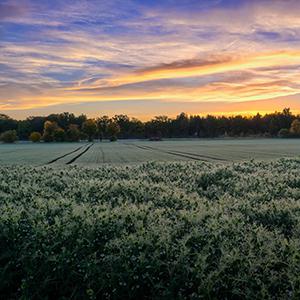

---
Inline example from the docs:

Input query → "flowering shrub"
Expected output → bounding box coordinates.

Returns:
[1,159,300,299]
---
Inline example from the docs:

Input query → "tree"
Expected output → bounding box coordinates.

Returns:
[278,128,290,138]
[107,122,120,141]
[42,121,59,142]
[189,115,203,137]
[128,118,145,138]
[1,109,300,140]
[75,114,88,128]
[97,116,110,140]
[66,124,81,142]
[0,130,18,143]
[290,119,300,136]
[146,116,170,138]
[113,114,131,138]
[172,113,189,137]
[0,114,17,134]
[27,116,46,135]
[82,119,97,142]
[229,115,250,137]
[264,109,294,136]
[17,120,32,140]
[251,113,265,135]
[202,115,218,137]
[53,128,66,142]
[47,112,85,130]
[29,132,41,143]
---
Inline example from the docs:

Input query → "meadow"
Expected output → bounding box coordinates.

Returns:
[1,139,300,299]
[1,138,300,165]
[1,158,300,299]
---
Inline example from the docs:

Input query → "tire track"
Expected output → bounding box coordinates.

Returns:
[125,142,229,162]
[46,144,87,165]
[125,143,207,162]
[142,145,208,161]
[66,143,94,165]
[168,149,228,162]
[99,145,105,163]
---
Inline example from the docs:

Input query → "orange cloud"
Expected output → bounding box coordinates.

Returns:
[68,51,300,91]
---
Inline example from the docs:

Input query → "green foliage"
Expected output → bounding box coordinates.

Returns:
[0,130,18,143]
[290,119,300,136]
[82,119,97,142]
[107,122,120,141]
[278,128,290,138]
[53,128,66,142]
[42,121,66,142]
[2,159,300,298]
[96,116,110,140]
[0,108,300,140]
[42,121,59,142]
[17,120,32,140]
[29,132,41,143]
[66,124,81,142]
[0,115,18,135]
[41,133,53,142]
[279,128,290,137]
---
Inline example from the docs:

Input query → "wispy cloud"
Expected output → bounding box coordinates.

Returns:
[0,1,27,21]
[1,0,300,118]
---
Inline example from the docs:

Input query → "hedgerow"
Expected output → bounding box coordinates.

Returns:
[1,159,300,299]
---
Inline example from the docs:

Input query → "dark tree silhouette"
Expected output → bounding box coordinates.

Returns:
[2,108,299,141]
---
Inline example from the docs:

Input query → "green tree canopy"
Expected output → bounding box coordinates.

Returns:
[82,119,97,142]
[0,130,18,143]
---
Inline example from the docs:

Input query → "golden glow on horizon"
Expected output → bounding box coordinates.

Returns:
[3,0,300,120]
[60,109,300,122]
[2,50,300,111]
[2,87,298,111]
[4,50,291,115]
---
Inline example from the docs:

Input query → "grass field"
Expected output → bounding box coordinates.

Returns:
[1,138,300,165]
[2,139,300,299]
[2,158,300,299]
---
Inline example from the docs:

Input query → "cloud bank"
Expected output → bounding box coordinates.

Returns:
[1,0,300,118]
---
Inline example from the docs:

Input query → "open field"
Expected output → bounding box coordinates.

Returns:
[2,139,300,298]
[2,158,300,299]
[1,138,300,166]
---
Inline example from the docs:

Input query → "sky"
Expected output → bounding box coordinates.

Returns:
[1,0,300,120]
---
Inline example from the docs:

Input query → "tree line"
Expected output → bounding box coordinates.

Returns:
[1,108,300,143]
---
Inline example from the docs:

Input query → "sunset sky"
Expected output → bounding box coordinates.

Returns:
[1,0,300,119]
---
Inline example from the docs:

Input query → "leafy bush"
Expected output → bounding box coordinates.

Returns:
[278,128,290,138]
[0,130,18,143]
[29,131,41,142]
[2,159,300,299]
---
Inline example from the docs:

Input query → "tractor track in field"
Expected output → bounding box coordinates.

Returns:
[126,143,229,162]
[45,144,88,165]
[167,149,228,162]
[140,145,210,161]
[99,145,105,163]
[94,144,105,164]
[125,143,211,162]
[66,143,94,165]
